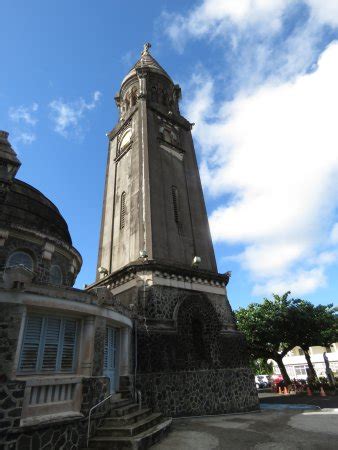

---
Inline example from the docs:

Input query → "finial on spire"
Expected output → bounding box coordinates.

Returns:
[142,42,151,56]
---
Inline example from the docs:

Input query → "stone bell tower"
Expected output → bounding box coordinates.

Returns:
[94,44,258,416]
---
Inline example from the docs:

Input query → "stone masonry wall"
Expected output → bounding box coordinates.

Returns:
[0,381,25,446]
[0,304,24,379]
[135,285,258,416]
[135,368,258,417]
[0,377,109,450]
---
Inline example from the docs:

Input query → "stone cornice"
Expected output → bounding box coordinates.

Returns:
[86,260,230,292]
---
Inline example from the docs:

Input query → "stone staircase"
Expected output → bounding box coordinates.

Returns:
[82,395,172,449]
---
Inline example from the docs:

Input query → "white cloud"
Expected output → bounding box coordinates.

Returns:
[330,223,338,244]
[185,41,338,296]
[307,0,338,27]
[49,91,101,137]
[8,103,39,146]
[165,0,338,48]
[8,103,38,125]
[253,268,327,297]
[163,0,338,296]
[14,132,36,145]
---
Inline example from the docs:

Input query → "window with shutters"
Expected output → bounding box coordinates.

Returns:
[120,192,126,229]
[171,186,179,223]
[18,315,78,374]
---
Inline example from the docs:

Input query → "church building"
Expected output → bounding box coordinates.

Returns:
[0,44,258,450]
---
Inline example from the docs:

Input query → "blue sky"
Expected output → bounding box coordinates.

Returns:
[1,0,338,309]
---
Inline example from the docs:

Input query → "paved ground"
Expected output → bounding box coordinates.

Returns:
[153,394,338,450]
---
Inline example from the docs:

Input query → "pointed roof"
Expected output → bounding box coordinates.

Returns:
[121,43,172,87]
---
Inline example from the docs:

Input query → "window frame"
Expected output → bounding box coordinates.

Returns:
[6,250,34,271]
[18,314,79,375]
[50,264,63,286]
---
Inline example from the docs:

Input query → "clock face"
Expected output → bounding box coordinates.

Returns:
[120,128,132,151]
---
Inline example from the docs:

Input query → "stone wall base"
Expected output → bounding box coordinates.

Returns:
[135,368,259,417]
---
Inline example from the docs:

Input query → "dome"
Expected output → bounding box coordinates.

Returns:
[121,43,173,87]
[1,179,72,245]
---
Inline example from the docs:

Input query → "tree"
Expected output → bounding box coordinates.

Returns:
[288,300,338,381]
[236,292,296,385]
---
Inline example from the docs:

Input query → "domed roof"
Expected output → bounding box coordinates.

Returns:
[121,43,172,87]
[0,131,72,245]
[0,179,72,245]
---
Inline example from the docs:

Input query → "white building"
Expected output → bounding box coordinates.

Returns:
[271,343,338,380]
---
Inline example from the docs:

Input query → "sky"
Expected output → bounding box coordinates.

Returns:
[1,0,338,309]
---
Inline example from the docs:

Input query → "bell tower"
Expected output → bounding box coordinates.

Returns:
[97,43,217,276]
[93,44,258,417]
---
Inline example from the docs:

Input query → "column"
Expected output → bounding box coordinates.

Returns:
[80,316,95,376]
[119,327,131,376]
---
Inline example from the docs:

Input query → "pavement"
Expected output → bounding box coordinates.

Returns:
[152,393,338,450]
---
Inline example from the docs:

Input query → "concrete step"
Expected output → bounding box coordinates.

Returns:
[97,413,163,437]
[109,402,140,417]
[102,408,151,426]
[85,417,172,449]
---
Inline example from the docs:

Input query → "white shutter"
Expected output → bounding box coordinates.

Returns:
[19,316,43,372]
[60,319,77,371]
[19,315,78,374]
[41,317,61,371]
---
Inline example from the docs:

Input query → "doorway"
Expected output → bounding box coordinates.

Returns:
[104,326,119,393]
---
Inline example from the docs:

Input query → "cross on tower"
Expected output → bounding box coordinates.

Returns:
[142,42,151,55]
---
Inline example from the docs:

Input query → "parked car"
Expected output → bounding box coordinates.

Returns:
[255,375,271,389]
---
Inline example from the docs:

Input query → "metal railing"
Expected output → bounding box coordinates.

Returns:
[136,389,142,410]
[86,393,113,447]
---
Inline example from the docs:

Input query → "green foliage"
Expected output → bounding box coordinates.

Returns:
[236,291,295,360]
[236,292,337,385]
[249,358,273,375]
[287,300,338,350]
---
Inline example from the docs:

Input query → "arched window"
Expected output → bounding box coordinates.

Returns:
[50,265,63,285]
[6,251,33,271]
[171,186,179,223]
[120,191,126,229]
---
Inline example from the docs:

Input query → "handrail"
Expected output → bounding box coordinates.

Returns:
[86,393,113,447]
[136,389,142,410]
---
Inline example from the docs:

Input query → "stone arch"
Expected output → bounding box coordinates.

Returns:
[174,294,222,370]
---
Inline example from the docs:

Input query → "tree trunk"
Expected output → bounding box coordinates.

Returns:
[303,348,317,382]
[273,354,291,385]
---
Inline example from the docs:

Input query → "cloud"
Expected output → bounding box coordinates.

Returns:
[8,103,38,125]
[14,132,36,145]
[8,103,39,145]
[184,41,338,296]
[49,91,101,138]
[163,0,338,296]
[253,268,327,297]
[165,0,338,48]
